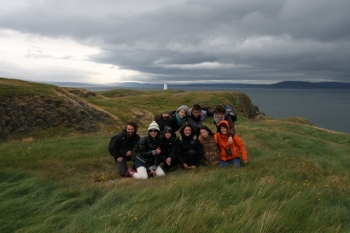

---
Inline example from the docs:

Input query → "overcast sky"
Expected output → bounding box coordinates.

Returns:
[1,0,349,84]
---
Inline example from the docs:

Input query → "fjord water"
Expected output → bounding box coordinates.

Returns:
[166,87,350,134]
[226,88,350,134]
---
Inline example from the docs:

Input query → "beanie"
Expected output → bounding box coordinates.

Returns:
[148,121,160,131]
[163,126,173,134]
[176,105,189,115]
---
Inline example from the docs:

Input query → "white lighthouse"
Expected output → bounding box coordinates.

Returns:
[164,83,168,90]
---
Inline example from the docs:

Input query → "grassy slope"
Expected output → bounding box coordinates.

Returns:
[1,80,350,232]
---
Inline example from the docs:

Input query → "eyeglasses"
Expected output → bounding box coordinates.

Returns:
[149,130,159,133]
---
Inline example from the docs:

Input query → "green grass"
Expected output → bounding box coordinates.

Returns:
[1,120,350,232]
[0,78,57,99]
[1,81,350,232]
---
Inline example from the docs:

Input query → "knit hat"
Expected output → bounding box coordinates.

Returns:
[176,105,189,115]
[148,121,160,131]
[163,126,173,134]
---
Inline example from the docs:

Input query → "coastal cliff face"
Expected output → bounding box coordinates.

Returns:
[0,87,122,141]
[0,79,264,141]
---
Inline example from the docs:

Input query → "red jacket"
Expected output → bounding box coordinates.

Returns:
[215,120,248,161]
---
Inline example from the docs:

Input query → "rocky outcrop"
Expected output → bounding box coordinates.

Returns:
[0,88,122,141]
[231,92,265,119]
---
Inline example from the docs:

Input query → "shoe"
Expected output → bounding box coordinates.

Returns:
[125,167,137,177]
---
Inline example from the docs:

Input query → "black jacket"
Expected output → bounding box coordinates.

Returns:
[135,134,161,168]
[109,129,140,158]
[175,134,203,165]
[164,111,187,137]
[159,134,176,162]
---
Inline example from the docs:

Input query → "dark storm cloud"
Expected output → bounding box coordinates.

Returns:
[1,0,349,83]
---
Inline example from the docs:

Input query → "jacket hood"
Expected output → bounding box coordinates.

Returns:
[217,120,230,135]
[163,126,173,134]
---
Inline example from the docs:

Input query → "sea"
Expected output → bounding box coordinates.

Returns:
[85,86,350,134]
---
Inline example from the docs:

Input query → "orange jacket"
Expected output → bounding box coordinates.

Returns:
[215,120,248,161]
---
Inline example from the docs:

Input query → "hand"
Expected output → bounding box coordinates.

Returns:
[126,151,132,157]
[198,135,202,141]
[162,113,169,118]
[183,163,189,169]
[166,157,171,166]
[242,160,248,164]
[149,169,156,177]
[228,136,233,145]
[155,148,161,154]
[190,165,196,169]
[117,157,123,162]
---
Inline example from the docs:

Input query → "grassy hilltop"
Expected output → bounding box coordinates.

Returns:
[1,78,350,233]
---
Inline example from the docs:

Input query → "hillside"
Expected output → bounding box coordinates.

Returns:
[1,78,350,232]
[0,78,266,141]
[0,78,123,141]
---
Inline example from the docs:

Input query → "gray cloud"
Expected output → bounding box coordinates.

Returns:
[0,0,349,84]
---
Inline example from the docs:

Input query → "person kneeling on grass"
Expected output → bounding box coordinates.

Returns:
[176,124,203,169]
[159,126,178,172]
[215,120,248,168]
[131,121,165,179]
[108,121,140,177]
[198,125,220,166]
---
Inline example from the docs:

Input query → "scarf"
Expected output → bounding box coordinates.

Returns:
[175,112,187,126]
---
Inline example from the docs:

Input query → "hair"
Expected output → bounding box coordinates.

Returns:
[199,125,214,136]
[214,104,226,114]
[126,121,138,133]
[179,123,194,136]
[192,104,201,111]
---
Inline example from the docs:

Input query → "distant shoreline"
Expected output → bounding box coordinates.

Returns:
[46,80,350,91]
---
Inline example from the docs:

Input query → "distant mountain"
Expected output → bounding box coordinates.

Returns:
[169,81,350,89]
[267,81,350,89]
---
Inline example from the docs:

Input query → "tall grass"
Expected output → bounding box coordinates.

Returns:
[1,85,349,232]
[1,119,350,232]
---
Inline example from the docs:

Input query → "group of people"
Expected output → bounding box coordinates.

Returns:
[108,104,248,179]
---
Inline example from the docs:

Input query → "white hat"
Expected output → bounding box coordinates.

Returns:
[148,121,160,131]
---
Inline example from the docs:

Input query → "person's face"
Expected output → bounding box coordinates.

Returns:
[165,131,172,139]
[216,113,224,120]
[126,125,135,135]
[178,109,187,118]
[149,129,159,138]
[184,127,191,136]
[220,126,227,134]
[191,110,201,119]
[200,129,209,138]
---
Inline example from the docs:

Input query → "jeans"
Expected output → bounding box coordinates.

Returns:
[219,158,240,168]
[114,156,131,177]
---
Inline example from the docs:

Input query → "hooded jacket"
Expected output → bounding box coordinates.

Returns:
[215,120,247,161]
[159,126,176,161]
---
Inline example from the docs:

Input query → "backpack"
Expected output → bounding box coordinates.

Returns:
[224,105,237,122]
[108,134,124,156]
